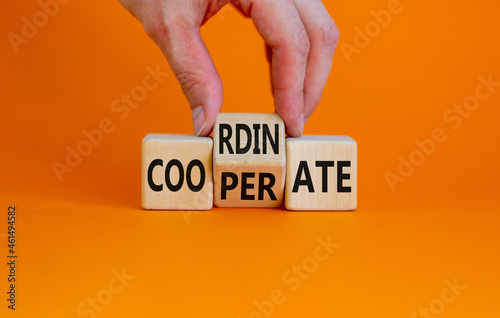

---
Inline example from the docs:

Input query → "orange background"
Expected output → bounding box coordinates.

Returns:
[1,0,499,317]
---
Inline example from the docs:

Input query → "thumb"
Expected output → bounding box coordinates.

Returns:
[147,21,223,136]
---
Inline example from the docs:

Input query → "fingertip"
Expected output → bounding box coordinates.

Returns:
[192,106,204,136]
[286,126,302,138]
[274,90,304,137]
[192,106,219,137]
[280,112,304,137]
[195,122,212,137]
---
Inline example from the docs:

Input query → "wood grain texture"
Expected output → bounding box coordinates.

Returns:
[285,136,357,211]
[142,134,213,210]
[213,113,286,207]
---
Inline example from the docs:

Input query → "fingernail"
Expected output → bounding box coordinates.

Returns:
[299,114,305,135]
[192,106,207,136]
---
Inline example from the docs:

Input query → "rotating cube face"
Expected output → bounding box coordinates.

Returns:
[285,136,357,211]
[213,113,286,208]
[142,134,213,210]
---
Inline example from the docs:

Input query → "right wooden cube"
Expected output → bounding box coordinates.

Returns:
[285,136,357,211]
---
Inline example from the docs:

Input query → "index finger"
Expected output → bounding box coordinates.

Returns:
[239,0,310,136]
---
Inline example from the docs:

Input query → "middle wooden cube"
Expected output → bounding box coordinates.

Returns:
[213,113,286,208]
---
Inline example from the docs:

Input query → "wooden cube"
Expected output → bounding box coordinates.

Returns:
[142,134,213,210]
[285,136,357,211]
[213,113,286,207]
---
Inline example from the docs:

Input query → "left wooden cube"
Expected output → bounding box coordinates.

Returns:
[142,134,213,210]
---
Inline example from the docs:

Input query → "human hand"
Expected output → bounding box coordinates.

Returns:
[119,0,339,137]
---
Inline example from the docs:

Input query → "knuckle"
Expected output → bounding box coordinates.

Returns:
[176,71,207,98]
[143,15,169,42]
[293,28,311,58]
[318,18,340,50]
